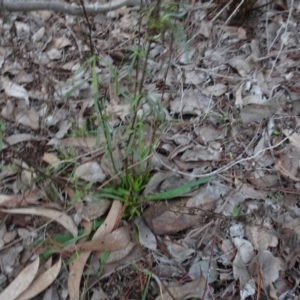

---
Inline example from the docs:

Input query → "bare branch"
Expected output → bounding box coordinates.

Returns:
[3,0,142,15]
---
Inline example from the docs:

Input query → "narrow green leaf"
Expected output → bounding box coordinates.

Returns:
[147,177,211,201]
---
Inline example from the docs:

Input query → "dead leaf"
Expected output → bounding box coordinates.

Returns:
[16,256,62,300]
[249,250,285,300]
[68,201,122,300]
[104,242,135,264]
[202,83,227,97]
[15,107,39,130]
[74,198,110,222]
[5,134,33,146]
[181,145,221,161]
[0,191,41,208]
[74,162,106,183]
[283,129,300,150]
[275,158,300,182]
[0,256,39,300]
[42,153,61,167]
[134,217,157,251]
[155,276,209,300]
[240,104,276,124]
[58,137,105,149]
[232,238,255,300]
[101,246,143,279]
[229,56,252,77]
[79,226,130,252]
[1,207,78,237]
[2,78,29,104]
[246,225,278,250]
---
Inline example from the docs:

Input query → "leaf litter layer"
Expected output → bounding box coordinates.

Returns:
[1,0,300,299]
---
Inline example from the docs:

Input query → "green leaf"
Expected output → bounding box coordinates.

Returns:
[147,177,211,201]
[98,251,110,276]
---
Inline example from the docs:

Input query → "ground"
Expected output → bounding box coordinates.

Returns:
[0,0,300,299]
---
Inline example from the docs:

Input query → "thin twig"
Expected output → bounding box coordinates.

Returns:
[157,133,292,178]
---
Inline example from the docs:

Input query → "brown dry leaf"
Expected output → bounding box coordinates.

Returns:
[68,201,122,300]
[249,250,285,300]
[55,137,105,149]
[0,191,41,208]
[155,276,209,300]
[2,77,29,103]
[181,145,221,161]
[15,106,39,130]
[202,83,227,97]
[79,226,130,252]
[68,252,90,300]
[195,126,224,143]
[104,242,135,264]
[246,225,278,250]
[170,88,212,115]
[134,217,157,251]
[74,162,106,183]
[144,188,214,235]
[5,134,34,146]
[240,104,276,124]
[278,148,300,177]
[101,245,143,279]
[74,198,111,222]
[283,129,300,149]
[106,103,130,121]
[16,256,62,300]
[42,152,61,167]
[229,56,252,77]
[1,207,78,237]
[0,256,39,300]
[232,238,256,300]
[275,158,300,182]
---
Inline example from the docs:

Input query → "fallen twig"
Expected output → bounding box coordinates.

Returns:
[3,0,142,15]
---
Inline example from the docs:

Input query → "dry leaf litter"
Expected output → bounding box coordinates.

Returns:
[0,0,300,299]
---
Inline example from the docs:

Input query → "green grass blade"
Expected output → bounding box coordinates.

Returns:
[146,177,211,201]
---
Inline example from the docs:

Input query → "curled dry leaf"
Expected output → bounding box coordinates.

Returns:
[1,207,78,237]
[16,256,62,300]
[0,256,39,300]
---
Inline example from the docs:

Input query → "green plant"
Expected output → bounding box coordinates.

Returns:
[98,177,211,220]
[269,192,282,203]
[0,119,6,151]
[89,2,211,219]
[49,1,210,220]
[232,205,241,218]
